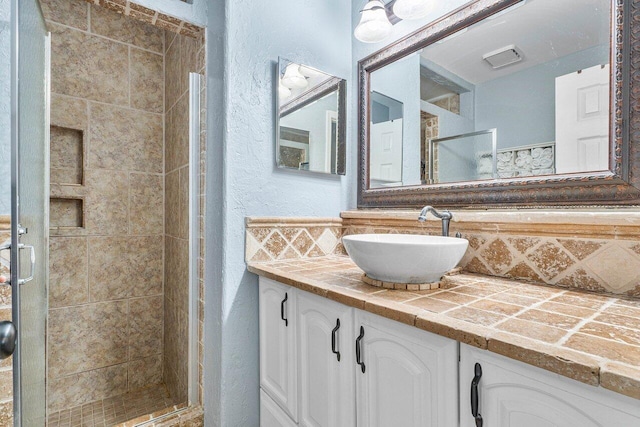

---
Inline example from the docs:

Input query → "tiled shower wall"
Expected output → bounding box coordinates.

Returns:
[0,217,12,425]
[163,28,204,404]
[42,0,166,411]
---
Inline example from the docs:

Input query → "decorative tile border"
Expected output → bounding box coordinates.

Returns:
[83,0,203,38]
[245,217,343,263]
[246,211,640,298]
[342,210,640,298]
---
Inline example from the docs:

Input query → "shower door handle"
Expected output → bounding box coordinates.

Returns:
[18,244,36,285]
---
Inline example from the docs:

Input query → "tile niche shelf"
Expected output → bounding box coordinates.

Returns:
[50,125,84,186]
[50,197,84,230]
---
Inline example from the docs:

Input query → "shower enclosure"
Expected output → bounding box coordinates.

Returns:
[8,0,206,425]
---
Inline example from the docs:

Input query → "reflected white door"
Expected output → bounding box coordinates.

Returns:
[370,120,403,185]
[555,64,609,174]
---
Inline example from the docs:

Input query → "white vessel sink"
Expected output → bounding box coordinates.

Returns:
[342,234,469,284]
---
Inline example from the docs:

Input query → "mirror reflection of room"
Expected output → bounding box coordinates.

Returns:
[368,0,611,188]
[277,58,346,175]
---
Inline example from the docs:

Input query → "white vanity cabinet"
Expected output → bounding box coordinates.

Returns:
[459,344,640,427]
[259,278,298,422]
[297,290,356,427]
[355,311,458,427]
[258,277,459,427]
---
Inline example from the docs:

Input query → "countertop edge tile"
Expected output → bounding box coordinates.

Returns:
[487,331,600,386]
[416,311,489,349]
[600,362,640,400]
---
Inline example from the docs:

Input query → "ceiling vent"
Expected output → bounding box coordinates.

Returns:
[483,45,523,69]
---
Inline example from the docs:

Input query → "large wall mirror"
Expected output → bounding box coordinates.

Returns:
[277,58,347,175]
[358,0,640,207]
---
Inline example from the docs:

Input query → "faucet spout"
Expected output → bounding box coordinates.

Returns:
[418,206,453,237]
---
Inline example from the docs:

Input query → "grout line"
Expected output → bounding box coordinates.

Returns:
[52,92,163,117]
[47,20,164,56]
[556,298,617,346]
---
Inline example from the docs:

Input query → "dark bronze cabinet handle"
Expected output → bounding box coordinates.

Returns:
[281,293,288,327]
[355,326,365,373]
[471,363,483,427]
[331,318,341,361]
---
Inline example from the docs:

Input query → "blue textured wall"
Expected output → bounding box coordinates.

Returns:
[204,0,351,425]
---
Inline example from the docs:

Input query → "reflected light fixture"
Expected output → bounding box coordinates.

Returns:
[281,63,308,89]
[278,83,291,100]
[354,0,393,43]
[392,0,433,20]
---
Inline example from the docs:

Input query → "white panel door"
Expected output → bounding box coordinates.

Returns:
[370,119,403,184]
[555,64,610,174]
[355,311,458,427]
[259,278,298,421]
[260,389,298,427]
[460,344,640,427]
[297,291,355,427]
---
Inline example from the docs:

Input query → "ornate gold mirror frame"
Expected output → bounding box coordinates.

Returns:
[358,0,637,208]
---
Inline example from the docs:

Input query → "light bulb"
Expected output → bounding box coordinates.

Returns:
[281,64,308,89]
[354,0,392,43]
[392,0,433,20]
[279,83,291,100]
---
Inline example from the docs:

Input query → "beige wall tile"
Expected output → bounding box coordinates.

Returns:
[129,296,163,358]
[0,401,12,427]
[127,354,163,390]
[40,0,88,31]
[89,5,164,53]
[49,236,88,308]
[85,169,129,235]
[50,23,129,105]
[179,166,189,239]
[51,94,87,130]
[89,103,163,174]
[165,95,189,172]
[48,301,128,377]
[48,364,128,412]
[0,370,11,401]
[165,34,184,111]
[130,173,163,235]
[165,170,180,238]
[88,236,163,301]
[130,48,164,113]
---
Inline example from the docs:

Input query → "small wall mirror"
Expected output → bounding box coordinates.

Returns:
[277,57,346,175]
[358,0,639,207]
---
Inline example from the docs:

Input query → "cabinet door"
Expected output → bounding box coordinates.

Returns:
[355,311,458,427]
[460,344,640,427]
[259,278,298,421]
[297,291,355,427]
[260,389,298,427]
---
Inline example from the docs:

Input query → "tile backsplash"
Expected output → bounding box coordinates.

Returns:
[245,218,343,262]
[246,211,640,298]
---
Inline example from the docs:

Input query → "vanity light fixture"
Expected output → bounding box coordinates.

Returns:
[354,0,393,43]
[392,0,433,20]
[278,83,291,100]
[281,63,308,89]
[354,0,432,43]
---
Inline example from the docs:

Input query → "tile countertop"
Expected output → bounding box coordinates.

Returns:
[247,255,640,401]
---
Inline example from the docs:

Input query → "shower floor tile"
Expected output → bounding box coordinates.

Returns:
[47,384,181,427]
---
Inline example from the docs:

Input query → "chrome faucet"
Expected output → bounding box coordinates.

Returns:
[418,206,453,237]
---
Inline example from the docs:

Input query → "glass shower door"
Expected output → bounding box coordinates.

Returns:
[10,0,49,425]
